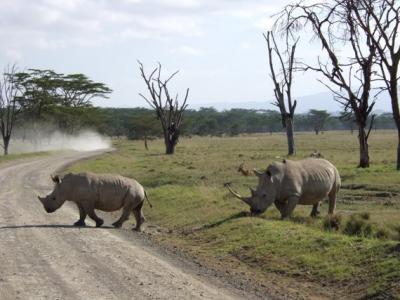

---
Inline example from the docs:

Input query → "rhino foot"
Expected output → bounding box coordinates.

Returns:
[112,221,122,228]
[280,214,290,220]
[310,211,320,218]
[133,226,141,232]
[74,220,86,227]
[95,219,104,227]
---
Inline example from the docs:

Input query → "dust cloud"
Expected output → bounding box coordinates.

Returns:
[7,128,111,154]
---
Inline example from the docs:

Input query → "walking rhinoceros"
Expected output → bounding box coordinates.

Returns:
[225,158,340,219]
[38,172,152,231]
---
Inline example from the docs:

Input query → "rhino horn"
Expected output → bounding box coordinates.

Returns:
[224,183,253,206]
[253,169,264,177]
[249,187,256,196]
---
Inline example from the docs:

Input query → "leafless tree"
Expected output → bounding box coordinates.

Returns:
[277,0,378,167]
[138,61,189,155]
[264,31,298,156]
[349,0,400,169]
[0,64,23,155]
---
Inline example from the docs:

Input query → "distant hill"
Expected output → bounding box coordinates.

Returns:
[190,91,392,114]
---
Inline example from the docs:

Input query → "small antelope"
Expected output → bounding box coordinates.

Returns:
[310,150,324,158]
[238,163,251,176]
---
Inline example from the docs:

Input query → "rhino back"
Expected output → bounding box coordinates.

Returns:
[280,159,339,204]
[61,173,144,211]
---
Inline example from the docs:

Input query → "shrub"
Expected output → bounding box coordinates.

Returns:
[359,212,370,220]
[343,214,373,237]
[323,214,342,231]
[374,227,390,239]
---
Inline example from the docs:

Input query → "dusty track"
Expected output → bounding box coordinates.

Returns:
[0,151,254,300]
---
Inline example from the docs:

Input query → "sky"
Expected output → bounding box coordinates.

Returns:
[0,0,392,112]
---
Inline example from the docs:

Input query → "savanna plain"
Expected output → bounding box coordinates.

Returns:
[65,130,400,299]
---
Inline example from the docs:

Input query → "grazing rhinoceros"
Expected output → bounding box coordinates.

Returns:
[38,172,152,231]
[225,158,340,219]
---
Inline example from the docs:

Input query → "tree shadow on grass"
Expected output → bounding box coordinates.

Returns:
[0,224,115,230]
[182,211,249,235]
[203,211,250,229]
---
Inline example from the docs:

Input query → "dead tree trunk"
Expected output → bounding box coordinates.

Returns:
[350,0,400,169]
[144,133,149,151]
[358,127,369,168]
[165,126,179,154]
[264,31,298,156]
[138,61,189,155]
[390,82,400,170]
[2,135,10,155]
[285,116,296,155]
[278,0,377,167]
[0,65,22,156]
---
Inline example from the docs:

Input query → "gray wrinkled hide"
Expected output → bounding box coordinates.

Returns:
[38,172,146,230]
[229,158,340,218]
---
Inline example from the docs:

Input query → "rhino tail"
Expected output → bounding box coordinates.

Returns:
[144,190,153,208]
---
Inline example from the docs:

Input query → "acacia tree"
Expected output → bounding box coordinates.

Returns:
[308,109,330,135]
[14,69,57,118]
[264,31,298,155]
[278,0,378,167]
[138,61,189,155]
[0,65,23,155]
[58,73,112,107]
[15,69,112,118]
[349,0,400,169]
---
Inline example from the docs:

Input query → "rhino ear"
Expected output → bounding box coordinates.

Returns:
[51,175,60,184]
[249,187,256,197]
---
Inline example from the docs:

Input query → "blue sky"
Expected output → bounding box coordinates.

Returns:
[0,0,392,112]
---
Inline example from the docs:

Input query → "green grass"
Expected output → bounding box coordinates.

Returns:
[68,131,400,298]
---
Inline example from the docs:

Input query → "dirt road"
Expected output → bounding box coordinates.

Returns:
[0,151,253,300]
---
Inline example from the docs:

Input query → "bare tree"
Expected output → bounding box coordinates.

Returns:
[138,61,189,155]
[264,31,298,156]
[277,0,378,167]
[0,65,23,155]
[349,0,400,169]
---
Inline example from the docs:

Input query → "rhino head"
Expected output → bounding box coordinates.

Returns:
[225,164,281,216]
[37,175,66,213]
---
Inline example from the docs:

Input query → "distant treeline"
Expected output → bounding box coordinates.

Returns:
[89,107,395,139]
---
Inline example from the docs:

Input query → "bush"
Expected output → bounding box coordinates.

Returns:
[323,214,342,231]
[359,212,370,220]
[343,214,373,237]
[374,227,390,239]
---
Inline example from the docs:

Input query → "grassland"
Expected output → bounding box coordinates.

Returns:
[68,130,400,299]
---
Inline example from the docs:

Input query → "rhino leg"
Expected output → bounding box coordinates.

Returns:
[310,202,321,218]
[132,201,145,232]
[328,189,337,215]
[112,201,135,228]
[74,203,87,226]
[82,202,104,227]
[281,196,299,219]
[274,200,285,215]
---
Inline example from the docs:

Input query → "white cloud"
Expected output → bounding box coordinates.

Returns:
[157,0,203,9]
[254,17,275,31]
[216,4,280,19]
[4,49,22,62]
[0,0,212,52]
[240,42,254,50]
[170,46,202,56]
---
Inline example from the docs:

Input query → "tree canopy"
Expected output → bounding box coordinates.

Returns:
[14,69,112,118]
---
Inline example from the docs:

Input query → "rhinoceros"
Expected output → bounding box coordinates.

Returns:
[225,158,340,219]
[38,172,152,231]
